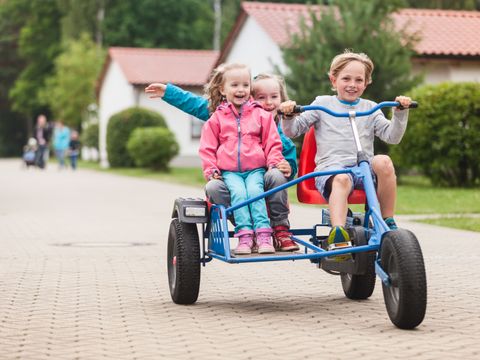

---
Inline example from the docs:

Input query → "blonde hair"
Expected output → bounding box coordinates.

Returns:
[204,63,251,113]
[329,50,374,87]
[252,73,289,102]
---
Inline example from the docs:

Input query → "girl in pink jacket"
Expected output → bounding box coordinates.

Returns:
[199,63,284,255]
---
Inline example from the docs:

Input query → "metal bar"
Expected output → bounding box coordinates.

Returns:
[375,260,391,287]
[207,244,379,264]
[300,101,399,117]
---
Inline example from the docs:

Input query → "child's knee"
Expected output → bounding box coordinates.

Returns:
[373,155,395,177]
[331,174,352,189]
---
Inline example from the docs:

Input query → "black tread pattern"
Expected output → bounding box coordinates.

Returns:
[381,229,427,329]
[168,218,201,304]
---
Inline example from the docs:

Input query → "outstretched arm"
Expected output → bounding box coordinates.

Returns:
[144,83,210,121]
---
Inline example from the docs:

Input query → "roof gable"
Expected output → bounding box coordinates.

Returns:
[98,47,219,93]
[223,2,480,59]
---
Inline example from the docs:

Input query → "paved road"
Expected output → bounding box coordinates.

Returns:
[1,159,479,359]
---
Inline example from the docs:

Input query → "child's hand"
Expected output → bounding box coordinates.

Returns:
[211,172,223,180]
[276,160,292,178]
[395,96,412,110]
[279,100,297,116]
[145,83,167,98]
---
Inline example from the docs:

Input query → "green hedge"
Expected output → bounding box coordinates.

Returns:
[127,127,179,170]
[106,107,166,167]
[391,82,480,187]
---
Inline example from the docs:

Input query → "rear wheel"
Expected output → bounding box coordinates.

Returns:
[341,226,376,299]
[167,218,201,304]
[381,229,427,329]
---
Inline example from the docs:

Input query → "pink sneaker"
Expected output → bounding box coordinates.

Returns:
[234,230,254,255]
[255,228,275,254]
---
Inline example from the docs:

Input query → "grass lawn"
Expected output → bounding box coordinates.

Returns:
[80,161,479,230]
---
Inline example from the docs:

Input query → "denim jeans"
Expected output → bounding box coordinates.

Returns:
[205,168,289,227]
[222,168,270,233]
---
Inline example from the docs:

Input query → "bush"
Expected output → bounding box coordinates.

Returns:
[391,82,480,187]
[106,107,166,167]
[81,123,99,149]
[127,127,179,170]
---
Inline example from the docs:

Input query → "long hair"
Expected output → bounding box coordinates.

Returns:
[204,63,250,113]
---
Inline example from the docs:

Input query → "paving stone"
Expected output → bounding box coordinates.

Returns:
[1,159,480,359]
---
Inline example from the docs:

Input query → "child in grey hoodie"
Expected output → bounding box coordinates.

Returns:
[280,50,412,256]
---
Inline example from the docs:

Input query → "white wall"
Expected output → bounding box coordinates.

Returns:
[225,16,285,76]
[413,59,480,84]
[98,60,135,167]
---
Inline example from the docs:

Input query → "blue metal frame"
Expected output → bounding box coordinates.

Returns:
[203,101,406,285]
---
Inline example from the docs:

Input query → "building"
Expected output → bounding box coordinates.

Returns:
[97,47,218,167]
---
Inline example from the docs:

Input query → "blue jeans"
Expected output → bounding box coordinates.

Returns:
[55,149,66,168]
[222,168,270,233]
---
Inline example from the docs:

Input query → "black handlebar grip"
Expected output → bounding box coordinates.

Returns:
[398,101,418,110]
[293,105,303,113]
[278,105,303,116]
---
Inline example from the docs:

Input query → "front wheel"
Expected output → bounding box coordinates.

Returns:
[167,218,201,304]
[380,229,427,329]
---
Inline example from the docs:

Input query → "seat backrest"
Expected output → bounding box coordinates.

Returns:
[296,127,366,204]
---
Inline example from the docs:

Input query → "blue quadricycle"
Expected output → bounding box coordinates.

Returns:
[168,101,427,329]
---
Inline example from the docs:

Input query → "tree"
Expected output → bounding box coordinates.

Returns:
[0,0,31,155]
[282,0,420,104]
[403,0,479,10]
[40,34,104,129]
[8,0,62,118]
[102,0,214,49]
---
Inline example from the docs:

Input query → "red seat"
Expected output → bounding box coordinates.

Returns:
[297,127,366,204]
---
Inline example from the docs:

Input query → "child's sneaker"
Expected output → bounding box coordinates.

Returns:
[384,217,398,230]
[327,226,352,262]
[256,229,275,254]
[273,225,299,251]
[234,230,254,255]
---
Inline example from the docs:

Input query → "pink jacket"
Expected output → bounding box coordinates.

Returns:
[199,99,284,180]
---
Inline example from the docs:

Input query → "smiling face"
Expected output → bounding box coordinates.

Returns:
[252,78,282,117]
[330,60,367,103]
[220,68,251,110]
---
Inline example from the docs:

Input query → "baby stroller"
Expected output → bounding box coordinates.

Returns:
[22,138,38,168]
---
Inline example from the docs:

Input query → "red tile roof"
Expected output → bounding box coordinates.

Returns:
[234,2,480,57]
[105,47,219,86]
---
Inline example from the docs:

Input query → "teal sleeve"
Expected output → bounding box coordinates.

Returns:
[162,83,210,121]
[278,124,298,180]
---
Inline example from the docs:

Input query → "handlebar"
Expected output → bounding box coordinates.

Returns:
[282,101,418,118]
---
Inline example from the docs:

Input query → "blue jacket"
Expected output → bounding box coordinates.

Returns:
[163,83,298,179]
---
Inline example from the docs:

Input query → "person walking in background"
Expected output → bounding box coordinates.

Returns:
[33,114,51,169]
[53,121,70,170]
[68,130,81,170]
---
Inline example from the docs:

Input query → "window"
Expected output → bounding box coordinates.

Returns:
[190,116,204,139]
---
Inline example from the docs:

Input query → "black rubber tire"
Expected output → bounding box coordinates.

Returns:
[167,218,201,304]
[381,229,427,329]
[341,227,376,300]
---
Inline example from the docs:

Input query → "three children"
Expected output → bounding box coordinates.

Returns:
[146,49,411,258]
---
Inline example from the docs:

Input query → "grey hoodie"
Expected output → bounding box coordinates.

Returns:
[281,95,409,171]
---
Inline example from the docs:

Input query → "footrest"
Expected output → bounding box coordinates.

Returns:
[327,241,352,251]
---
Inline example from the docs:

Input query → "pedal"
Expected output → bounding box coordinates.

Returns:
[327,241,352,251]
